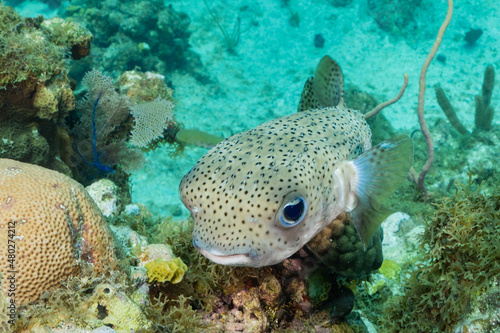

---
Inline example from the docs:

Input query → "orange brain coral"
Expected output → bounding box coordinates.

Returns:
[0,159,116,304]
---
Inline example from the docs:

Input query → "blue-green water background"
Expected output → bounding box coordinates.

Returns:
[9,0,499,218]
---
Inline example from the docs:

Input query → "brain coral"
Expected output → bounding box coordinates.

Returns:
[0,159,116,305]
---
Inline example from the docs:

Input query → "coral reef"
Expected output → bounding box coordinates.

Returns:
[72,69,139,176]
[0,159,116,305]
[384,177,500,331]
[70,69,179,189]
[59,0,202,81]
[0,4,92,173]
[116,71,174,104]
[144,217,371,331]
[116,70,180,150]
[13,268,141,331]
[307,213,384,279]
[7,205,379,332]
[138,244,175,265]
[143,294,213,333]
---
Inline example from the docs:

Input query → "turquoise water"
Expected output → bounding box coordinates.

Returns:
[129,0,498,218]
[3,0,499,331]
[8,0,498,218]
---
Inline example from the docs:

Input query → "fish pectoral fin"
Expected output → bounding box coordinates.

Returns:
[297,55,345,112]
[350,134,414,250]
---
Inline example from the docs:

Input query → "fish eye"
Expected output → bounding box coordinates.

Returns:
[280,197,307,227]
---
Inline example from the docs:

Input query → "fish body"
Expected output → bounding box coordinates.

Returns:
[180,56,412,267]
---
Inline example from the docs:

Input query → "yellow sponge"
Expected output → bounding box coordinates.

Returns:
[379,259,401,280]
[145,257,188,284]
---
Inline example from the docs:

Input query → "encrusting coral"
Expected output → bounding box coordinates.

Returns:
[87,283,151,331]
[13,267,149,331]
[0,158,116,305]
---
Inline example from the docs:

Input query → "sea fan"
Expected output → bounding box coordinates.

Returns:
[129,97,175,148]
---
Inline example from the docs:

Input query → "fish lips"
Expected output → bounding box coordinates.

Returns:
[193,237,258,266]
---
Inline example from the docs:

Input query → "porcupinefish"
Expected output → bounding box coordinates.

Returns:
[179,56,413,267]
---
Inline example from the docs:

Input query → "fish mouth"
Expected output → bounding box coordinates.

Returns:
[193,239,257,266]
[196,247,255,266]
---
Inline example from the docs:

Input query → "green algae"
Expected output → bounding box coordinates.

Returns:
[384,176,500,332]
[140,295,214,333]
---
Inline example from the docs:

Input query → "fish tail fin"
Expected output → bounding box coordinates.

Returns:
[298,55,345,112]
[350,134,413,249]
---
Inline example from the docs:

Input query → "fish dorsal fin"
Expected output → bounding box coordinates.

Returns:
[313,55,344,107]
[297,77,320,112]
[298,55,345,112]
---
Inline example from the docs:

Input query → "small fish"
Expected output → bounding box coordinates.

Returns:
[179,56,413,267]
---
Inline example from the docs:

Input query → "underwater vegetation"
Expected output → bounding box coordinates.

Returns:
[384,177,500,332]
[410,61,499,198]
[8,209,365,331]
[73,69,135,174]
[0,3,181,187]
